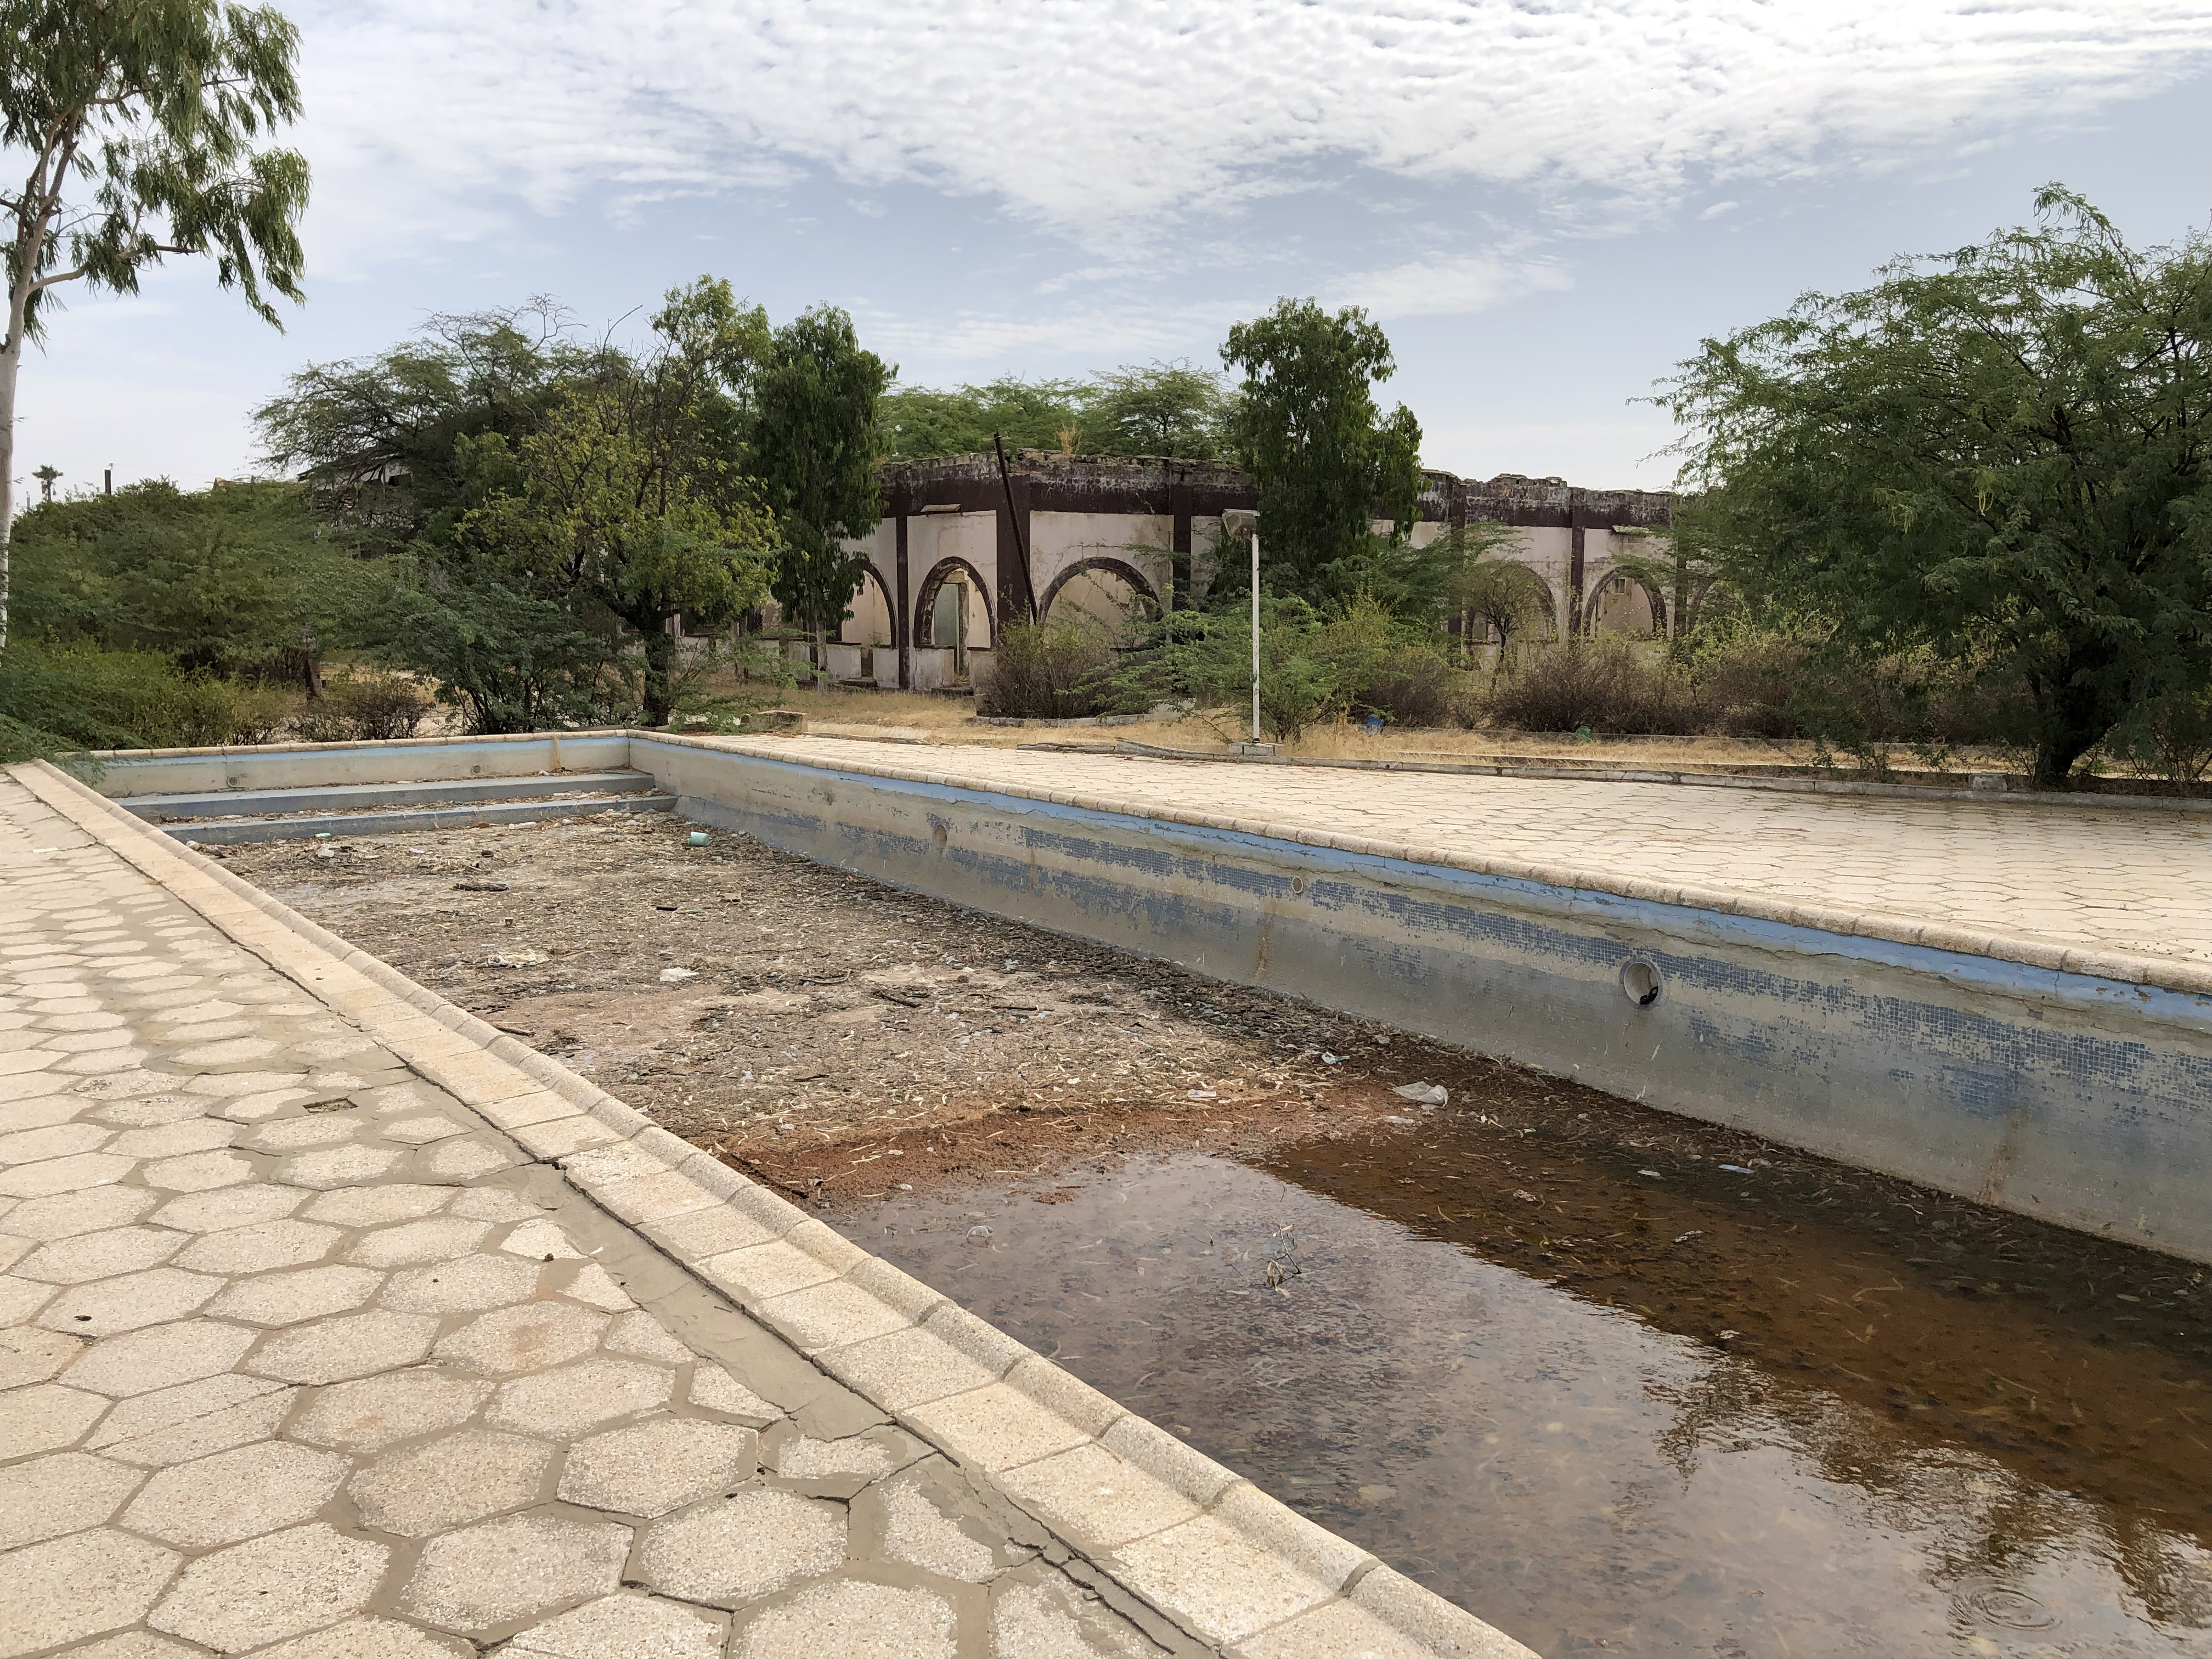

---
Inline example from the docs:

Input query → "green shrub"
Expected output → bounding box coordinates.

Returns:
[979,617,1116,719]
[290,670,433,743]
[1483,636,1705,734]
[0,642,296,762]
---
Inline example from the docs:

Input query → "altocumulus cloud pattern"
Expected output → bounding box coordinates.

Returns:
[297,0,2212,244]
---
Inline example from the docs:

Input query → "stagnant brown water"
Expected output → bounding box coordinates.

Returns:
[827,1115,2212,1658]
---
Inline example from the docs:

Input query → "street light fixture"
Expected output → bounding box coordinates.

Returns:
[1221,509,1260,744]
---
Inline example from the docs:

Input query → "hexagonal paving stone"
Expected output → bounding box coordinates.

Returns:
[303,1183,454,1228]
[149,1522,390,1652]
[13,1225,183,1285]
[289,1368,489,1453]
[990,1578,1156,1659]
[249,1309,439,1384]
[877,1479,998,1582]
[173,1216,341,1276]
[278,1144,403,1189]
[61,1318,258,1397]
[105,1119,234,1159]
[731,1578,957,1659]
[604,1311,693,1365]
[142,1149,255,1193]
[44,1628,210,1659]
[0,1451,143,1549]
[35,1267,221,1335]
[208,1263,384,1327]
[218,1087,318,1122]
[399,1513,632,1633]
[0,1325,83,1389]
[433,1302,609,1375]
[121,1439,351,1548]
[689,1363,780,1423]
[0,1272,55,1325]
[171,1035,284,1064]
[1,1380,109,1460]
[380,1115,465,1145]
[417,1136,517,1180]
[558,1265,634,1314]
[99,1386,297,1470]
[486,1357,673,1440]
[250,1115,362,1151]
[500,1220,585,1262]
[380,1254,541,1315]
[637,1491,848,1606]
[344,1216,492,1267]
[87,1373,291,1453]
[89,1096,204,1129]
[348,1429,555,1536]
[557,1418,758,1517]
[0,1183,154,1239]
[0,1150,136,1198]
[183,1068,312,1101]
[448,1187,539,1222]
[505,1592,726,1659]
[243,1617,475,1658]
[0,1527,182,1656]
[151,1181,307,1232]
[0,1120,111,1163]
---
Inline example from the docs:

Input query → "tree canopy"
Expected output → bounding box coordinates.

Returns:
[877,362,1229,461]
[1662,188,2212,786]
[0,0,311,645]
[1220,298,1425,607]
[9,477,364,673]
[752,304,890,652]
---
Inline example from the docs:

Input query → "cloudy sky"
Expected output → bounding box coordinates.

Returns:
[22,0,2212,499]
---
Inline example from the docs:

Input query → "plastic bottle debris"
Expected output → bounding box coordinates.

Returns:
[1638,1169,1663,1178]
[1718,1164,1754,1174]
[1392,1082,1449,1108]
[1322,1053,1346,1065]
[687,830,710,846]
[1187,1088,1217,1101]
[658,967,698,983]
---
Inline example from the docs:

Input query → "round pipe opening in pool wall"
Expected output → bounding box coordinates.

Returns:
[1620,957,1664,1008]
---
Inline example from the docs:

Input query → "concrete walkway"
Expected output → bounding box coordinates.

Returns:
[0,765,1525,1659]
[738,736,2212,981]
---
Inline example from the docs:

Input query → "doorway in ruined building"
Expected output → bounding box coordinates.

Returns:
[932,574,972,681]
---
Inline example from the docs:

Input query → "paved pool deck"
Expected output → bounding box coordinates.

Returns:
[0,761,1526,1659]
[726,736,2212,990]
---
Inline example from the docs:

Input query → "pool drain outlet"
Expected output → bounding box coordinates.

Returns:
[1620,958,1664,1007]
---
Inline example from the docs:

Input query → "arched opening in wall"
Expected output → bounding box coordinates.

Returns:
[839,567,897,682]
[913,558,994,685]
[1040,557,1159,647]
[1454,560,1558,673]
[1584,571,1666,638]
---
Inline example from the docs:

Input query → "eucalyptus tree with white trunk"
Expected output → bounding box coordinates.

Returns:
[0,0,308,647]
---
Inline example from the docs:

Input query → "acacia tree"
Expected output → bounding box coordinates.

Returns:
[751,304,889,668]
[454,293,774,727]
[0,0,309,645]
[1082,361,1228,458]
[1663,188,2212,787]
[1220,298,1424,606]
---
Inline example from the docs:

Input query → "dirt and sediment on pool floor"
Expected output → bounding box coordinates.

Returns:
[213,810,1498,1186]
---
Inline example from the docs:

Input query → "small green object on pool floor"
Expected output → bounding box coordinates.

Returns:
[688,830,710,846]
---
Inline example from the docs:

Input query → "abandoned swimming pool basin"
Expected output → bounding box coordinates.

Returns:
[91,727,2210,1262]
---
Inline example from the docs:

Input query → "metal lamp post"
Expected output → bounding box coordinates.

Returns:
[1221,509,1261,744]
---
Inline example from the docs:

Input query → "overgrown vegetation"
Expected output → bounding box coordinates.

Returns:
[1662,188,2212,787]
[0,640,291,764]
[878,362,1230,460]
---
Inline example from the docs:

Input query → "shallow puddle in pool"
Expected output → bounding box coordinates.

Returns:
[827,1116,2212,1657]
